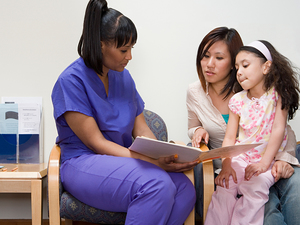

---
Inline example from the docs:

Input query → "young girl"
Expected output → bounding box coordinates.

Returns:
[204,40,300,225]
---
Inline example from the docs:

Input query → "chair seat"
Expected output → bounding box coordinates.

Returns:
[60,191,126,224]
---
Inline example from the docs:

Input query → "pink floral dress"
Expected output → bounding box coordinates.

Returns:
[229,86,288,163]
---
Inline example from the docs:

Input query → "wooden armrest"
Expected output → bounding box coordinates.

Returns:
[172,140,195,225]
[48,144,61,225]
[200,143,214,224]
[183,169,194,184]
[183,168,195,225]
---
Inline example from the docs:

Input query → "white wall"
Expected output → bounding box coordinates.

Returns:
[0,0,299,219]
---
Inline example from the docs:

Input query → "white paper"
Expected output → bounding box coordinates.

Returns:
[18,104,40,134]
[129,136,262,163]
[130,136,202,162]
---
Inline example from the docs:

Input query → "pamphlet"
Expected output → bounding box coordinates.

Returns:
[0,97,43,163]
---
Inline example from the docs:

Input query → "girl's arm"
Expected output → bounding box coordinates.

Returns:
[64,111,198,172]
[222,110,239,147]
[215,110,239,188]
[245,96,288,180]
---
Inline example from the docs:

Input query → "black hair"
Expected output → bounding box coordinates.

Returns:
[238,40,300,120]
[196,27,243,99]
[77,0,137,75]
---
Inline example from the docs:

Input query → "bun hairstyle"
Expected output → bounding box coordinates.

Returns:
[239,40,300,120]
[78,0,137,75]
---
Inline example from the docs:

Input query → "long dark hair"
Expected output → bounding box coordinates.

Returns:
[196,27,243,99]
[78,0,137,75]
[239,40,300,120]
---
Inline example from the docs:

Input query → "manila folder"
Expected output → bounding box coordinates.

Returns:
[129,136,261,163]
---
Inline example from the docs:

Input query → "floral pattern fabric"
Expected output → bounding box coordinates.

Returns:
[229,86,287,163]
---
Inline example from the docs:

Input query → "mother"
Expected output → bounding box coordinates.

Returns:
[186,27,300,224]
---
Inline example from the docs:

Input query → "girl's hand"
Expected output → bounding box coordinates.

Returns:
[156,155,199,172]
[244,162,269,181]
[192,128,209,147]
[215,159,237,189]
[271,160,294,182]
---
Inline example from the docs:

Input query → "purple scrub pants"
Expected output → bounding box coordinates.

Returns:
[61,154,196,225]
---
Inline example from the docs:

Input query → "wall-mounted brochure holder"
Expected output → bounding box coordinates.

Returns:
[0,97,43,164]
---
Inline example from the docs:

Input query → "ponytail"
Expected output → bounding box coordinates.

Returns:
[77,0,137,76]
[78,0,108,75]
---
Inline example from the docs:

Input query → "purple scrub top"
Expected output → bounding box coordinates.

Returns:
[51,58,144,163]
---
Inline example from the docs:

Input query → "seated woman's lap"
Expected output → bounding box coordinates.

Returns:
[264,143,300,225]
[60,153,194,214]
[264,166,300,225]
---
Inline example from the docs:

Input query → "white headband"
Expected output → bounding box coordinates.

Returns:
[246,41,272,62]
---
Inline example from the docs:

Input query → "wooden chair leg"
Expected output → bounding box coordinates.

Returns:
[174,140,195,225]
[65,219,73,225]
[200,143,215,225]
[184,169,195,225]
[48,145,62,225]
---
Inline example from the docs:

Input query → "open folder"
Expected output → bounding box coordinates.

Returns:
[129,136,262,163]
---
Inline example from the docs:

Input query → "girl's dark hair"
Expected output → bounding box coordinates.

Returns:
[78,0,137,75]
[239,40,300,120]
[196,27,244,99]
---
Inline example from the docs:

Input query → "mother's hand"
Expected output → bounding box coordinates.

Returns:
[156,155,199,172]
[192,127,209,148]
[271,160,294,182]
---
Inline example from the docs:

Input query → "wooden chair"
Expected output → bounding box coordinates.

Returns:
[199,143,214,224]
[48,109,195,225]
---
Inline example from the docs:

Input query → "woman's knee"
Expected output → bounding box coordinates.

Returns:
[276,166,300,197]
[169,172,196,203]
[136,170,178,201]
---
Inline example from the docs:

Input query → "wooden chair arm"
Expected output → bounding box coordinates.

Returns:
[172,140,195,185]
[183,168,195,225]
[200,143,214,225]
[183,169,194,185]
[172,140,195,225]
[48,144,62,225]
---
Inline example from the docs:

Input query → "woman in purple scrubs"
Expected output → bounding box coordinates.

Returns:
[51,1,197,224]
